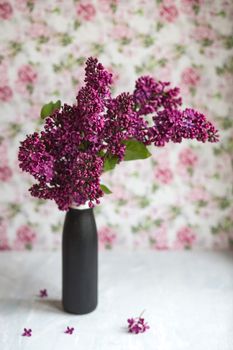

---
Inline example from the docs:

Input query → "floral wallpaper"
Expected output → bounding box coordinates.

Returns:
[0,0,232,251]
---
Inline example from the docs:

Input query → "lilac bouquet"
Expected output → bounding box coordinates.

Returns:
[18,57,218,210]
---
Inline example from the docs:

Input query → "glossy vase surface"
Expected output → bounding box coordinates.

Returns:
[62,207,98,314]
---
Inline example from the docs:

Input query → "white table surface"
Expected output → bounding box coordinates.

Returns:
[0,251,233,350]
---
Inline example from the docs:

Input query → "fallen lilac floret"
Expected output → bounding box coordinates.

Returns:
[64,326,74,334]
[22,328,32,337]
[127,317,150,334]
[39,289,48,298]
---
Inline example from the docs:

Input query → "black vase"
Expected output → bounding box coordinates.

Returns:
[62,207,98,314]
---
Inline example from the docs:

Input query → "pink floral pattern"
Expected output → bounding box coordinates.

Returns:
[160,0,179,23]
[0,86,13,102]
[0,1,13,20]
[76,3,96,21]
[98,227,117,249]
[181,67,201,87]
[0,166,12,181]
[13,225,37,250]
[17,65,37,84]
[0,0,232,250]
[174,227,197,249]
[178,148,198,167]
[155,167,174,184]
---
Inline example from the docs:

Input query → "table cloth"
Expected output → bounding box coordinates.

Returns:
[0,251,233,350]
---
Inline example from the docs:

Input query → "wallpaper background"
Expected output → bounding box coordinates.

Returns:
[0,0,232,251]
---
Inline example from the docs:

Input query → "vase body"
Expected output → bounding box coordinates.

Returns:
[62,207,98,314]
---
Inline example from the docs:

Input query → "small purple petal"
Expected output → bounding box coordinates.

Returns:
[22,328,32,337]
[39,289,48,298]
[127,316,149,334]
[64,326,74,334]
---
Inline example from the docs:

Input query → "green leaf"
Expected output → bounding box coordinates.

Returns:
[40,102,53,118]
[40,100,61,119]
[53,99,61,110]
[103,155,118,172]
[100,184,112,194]
[98,150,105,157]
[123,140,151,161]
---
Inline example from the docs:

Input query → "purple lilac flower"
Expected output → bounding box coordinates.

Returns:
[64,326,74,334]
[84,57,112,99]
[39,289,48,298]
[18,57,219,210]
[103,93,148,159]
[133,76,182,116]
[147,108,219,146]
[18,133,54,182]
[29,151,103,210]
[127,317,150,334]
[22,328,32,337]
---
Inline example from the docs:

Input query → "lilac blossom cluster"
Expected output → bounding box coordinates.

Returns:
[18,57,219,210]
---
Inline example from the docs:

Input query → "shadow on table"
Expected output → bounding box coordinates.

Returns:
[0,298,63,315]
[37,299,63,312]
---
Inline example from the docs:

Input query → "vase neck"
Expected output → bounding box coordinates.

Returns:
[69,203,90,210]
